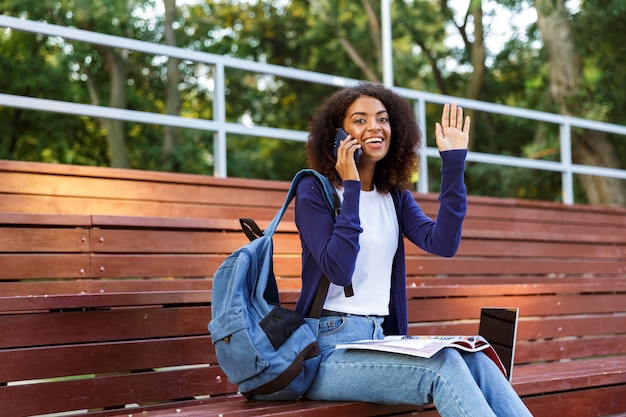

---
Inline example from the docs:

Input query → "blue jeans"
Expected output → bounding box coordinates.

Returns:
[305,314,533,417]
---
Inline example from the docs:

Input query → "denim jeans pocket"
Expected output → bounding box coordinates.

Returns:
[318,316,346,337]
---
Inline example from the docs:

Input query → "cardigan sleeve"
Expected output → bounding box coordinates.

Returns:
[401,149,467,257]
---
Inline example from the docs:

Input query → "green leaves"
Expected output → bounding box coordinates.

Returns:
[1,0,624,203]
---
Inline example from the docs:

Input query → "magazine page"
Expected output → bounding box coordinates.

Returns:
[336,335,507,377]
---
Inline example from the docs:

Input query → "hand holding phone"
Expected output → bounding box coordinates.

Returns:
[332,128,362,164]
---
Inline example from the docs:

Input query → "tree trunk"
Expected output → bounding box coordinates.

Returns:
[98,47,131,169]
[464,0,485,151]
[308,0,381,82]
[534,0,625,206]
[163,0,182,171]
[574,131,626,206]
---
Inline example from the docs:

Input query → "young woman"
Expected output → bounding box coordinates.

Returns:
[294,82,533,417]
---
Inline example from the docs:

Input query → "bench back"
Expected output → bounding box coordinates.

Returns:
[2,159,624,281]
[0,159,288,220]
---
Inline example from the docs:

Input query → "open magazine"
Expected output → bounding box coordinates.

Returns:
[335,335,507,378]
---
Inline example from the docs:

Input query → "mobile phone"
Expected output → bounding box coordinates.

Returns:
[332,128,362,164]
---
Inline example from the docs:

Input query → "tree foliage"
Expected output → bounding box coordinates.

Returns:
[0,0,624,205]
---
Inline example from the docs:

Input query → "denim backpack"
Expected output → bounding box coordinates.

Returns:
[208,169,341,400]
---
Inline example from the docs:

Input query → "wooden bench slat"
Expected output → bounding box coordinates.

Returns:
[409,313,626,341]
[407,294,626,322]
[91,229,248,254]
[516,334,626,363]
[465,196,626,226]
[405,256,625,276]
[0,227,90,252]
[523,384,626,417]
[0,290,212,311]
[90,229,302,254]
[100,398,423,417]
[0,306,210,348]
[72,397,244,417]
[0,336,214,382]
[0,366,234,417]
[0,171,287,207]
[452,238,624,259]
[90,214,299,233]
[0,279,212,297]
[91,214,240,229]
[463,219,625,243]
[92,254,223,277]
[0,159,287,189]
[406,277,626,296]
[6,253,619,281]
[0,193,288,220]
[91,255,348,279]
[0,212,92,226]
[0,254,90,279]
[512,357,626,395]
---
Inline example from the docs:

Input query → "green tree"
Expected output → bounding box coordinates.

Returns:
[1,0,624,205]
[0,3,104,165]
[162,0,182,171]
[2,0,170,168]
[533,0,625,206]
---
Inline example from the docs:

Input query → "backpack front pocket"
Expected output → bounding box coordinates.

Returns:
[209,307,269,384]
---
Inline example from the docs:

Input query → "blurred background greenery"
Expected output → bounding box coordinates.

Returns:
[1,0,625,205]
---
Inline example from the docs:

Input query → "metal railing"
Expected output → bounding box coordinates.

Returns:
[1,14,625,205]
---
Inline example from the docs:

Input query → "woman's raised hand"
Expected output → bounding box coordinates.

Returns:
[435,103,470,152]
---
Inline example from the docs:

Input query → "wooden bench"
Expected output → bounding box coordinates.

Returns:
[1,159,626,417]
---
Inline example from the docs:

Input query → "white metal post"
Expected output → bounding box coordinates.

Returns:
[559,122,574,204]
[381,0,393,87]
[416,98,429,193]
[213,62,227,178]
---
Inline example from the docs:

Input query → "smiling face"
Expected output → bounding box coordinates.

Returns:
[342,95,391,165]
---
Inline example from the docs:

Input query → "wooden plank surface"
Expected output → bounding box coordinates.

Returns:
[404,256,625,276]
[0,366,234,417]
[101,398,423,417]
[523,385,626,417]
[0,336,214,382]
[0,227,90,252]
[0,290,212,311]
[0,212,92,226]
[0,194,286,220]
[408,312,626,341]
[0,254,90,279]
[0,306,211,348]
[0,279,213,297]
[512,357,626,396]
[407,293,626,322]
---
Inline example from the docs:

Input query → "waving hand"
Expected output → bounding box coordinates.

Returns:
[435,103,470,151]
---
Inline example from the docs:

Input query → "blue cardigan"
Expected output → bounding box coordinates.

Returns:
[294,149,468,335]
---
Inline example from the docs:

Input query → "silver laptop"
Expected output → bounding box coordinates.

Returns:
[478,307,519,381]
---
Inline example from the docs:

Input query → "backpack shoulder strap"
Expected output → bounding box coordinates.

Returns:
[240,169,348,317]
[263,169,339,237]
[289,169,340,215]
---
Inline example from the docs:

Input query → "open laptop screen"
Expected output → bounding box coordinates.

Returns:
[478,307,519,381]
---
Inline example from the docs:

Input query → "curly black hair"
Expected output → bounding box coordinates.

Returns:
[306,82,421,193]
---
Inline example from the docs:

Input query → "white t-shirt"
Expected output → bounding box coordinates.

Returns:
[323,187,399,316]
